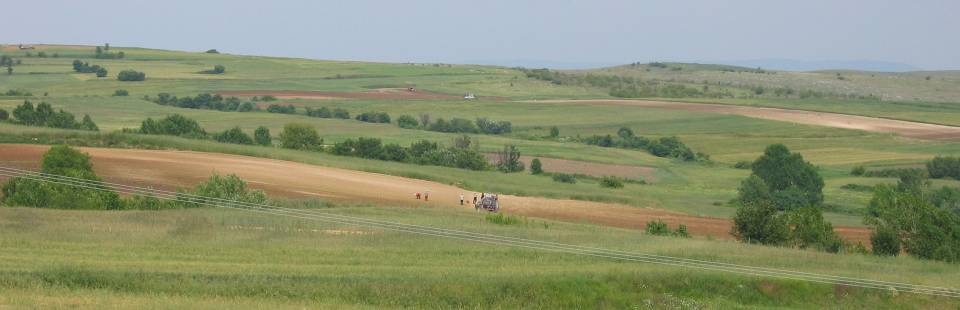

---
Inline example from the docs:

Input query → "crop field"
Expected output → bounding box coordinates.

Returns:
[2,44,960,307]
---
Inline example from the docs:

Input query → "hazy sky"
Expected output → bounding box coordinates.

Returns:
[5,0,959,69]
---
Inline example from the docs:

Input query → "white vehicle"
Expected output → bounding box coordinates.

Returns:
[463,93,476,100]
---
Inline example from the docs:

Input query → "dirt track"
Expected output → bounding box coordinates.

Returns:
[0,144,869,242]
[219,89,460,100]
[529,99,960,140]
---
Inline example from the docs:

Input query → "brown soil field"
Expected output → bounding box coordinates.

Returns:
[219,88,460,100]
[529,99,960,140]
[0,144,869,242]
[1,44,91,52]
[484,154,656,180]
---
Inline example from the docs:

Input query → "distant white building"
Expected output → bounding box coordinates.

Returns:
[463,93,476,99]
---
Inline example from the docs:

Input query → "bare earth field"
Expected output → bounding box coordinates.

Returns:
[219,89,460,100]
[530,99,960,140]
[0,144,870,242]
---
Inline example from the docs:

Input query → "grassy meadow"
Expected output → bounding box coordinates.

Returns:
[3,44,960,306]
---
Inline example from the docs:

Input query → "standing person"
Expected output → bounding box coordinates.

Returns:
[473,193,478,204]
[416,192,421,200]
[424,191,429,201]
[459,194,464,205]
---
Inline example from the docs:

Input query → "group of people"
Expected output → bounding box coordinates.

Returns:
[414,191,498,207]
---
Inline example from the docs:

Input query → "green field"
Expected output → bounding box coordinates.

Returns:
[2,45,960,307]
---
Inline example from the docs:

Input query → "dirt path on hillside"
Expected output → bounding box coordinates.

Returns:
[0,144,869,242]
[528,99,960,140]
[219,89,460,100]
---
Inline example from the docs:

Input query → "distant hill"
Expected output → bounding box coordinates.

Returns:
[711,59,921,72]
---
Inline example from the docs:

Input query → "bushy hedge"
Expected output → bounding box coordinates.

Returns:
[117,70,145,81]
[331,137,488,170]
[305,107,332,118]
[267,104,297,114]
[213,127,253,145]
[153,93,256,112]
[10,100,98,131]
[416,115,512,135]
[583,129,707,162]
[552,173,576,184]
[599,176,624,188]
[355,111,391,123]
[139,114,206,138]
[279,123,322,150]
[397,115,419,128]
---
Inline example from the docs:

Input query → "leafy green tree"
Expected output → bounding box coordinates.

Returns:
[549,126,560,138]
[181,173,267,207]
[113,89,129,96]
[751,144,824,208]
[95,67,108,78]
[870,225,901,256]
[279,123,321,150]
[617,127,634,139]
[254,126,272,146]
[81,114,98,131]
[787,206,841,252]
[530,158,543,175]
[866,181,960,262]
[213,65,225,74]
[732,197,790,245]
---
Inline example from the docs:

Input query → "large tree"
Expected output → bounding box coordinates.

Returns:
[751,144,824,209]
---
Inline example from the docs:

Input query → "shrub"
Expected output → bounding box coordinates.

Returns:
[95,67,108,78]
[863,167,927,179]
[476,117,512,134]
[599,176,624,189]
[397,114,419,129]
[139,114,206,138]
[180,173,267,207]
[332,108,350,119]
[213,127,253,145]
[787,206,842,252]
[213,65,225,74]
[417,147,489,171]
[928,156,960,179]
[850,165,866,176]
[1,145,122,210]
[306,107,332,118]
[260,95,277,102]
[866,183,960,262]
[645,220,671,236]
[552,173,576,184]
[549,126,559,138]
[81,115,98,131]
[674,224,690,238]
[0,109,7,121]
[254,126,272,146]
[871,225,901,256]
[355,111,391,123]
[117,70,146,81]
[266,104,296,114]
[495,144,524,173]
[486,213,521,225]
[732,198,790,245]
[279,123,321,150]
[530,158,543,175]
[113,89,129,97]
[205,49,219,54]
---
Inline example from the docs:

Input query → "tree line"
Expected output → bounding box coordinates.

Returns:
[151,93,257,112]
[3,100,98,131]
[582,128,708,162]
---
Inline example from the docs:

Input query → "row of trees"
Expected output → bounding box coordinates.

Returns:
[94,44,124,59]
[117,70,145,81]
[583,128,707,162]
[6,101,98,131]
[355,111,391,123]
[402,113,513,135]
[266,104,297,114]
[71,60,107,77]
[151,93,257,112]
